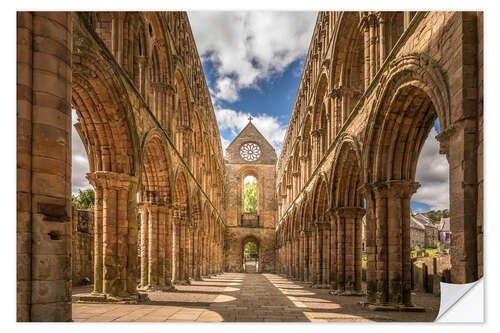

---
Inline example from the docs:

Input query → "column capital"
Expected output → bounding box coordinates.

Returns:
[367,180,420,199]
[311,129,323,137]
[333,207,366,219]
[86,171,138,190]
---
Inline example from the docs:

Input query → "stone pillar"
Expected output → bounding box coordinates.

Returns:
[164,207,174,288]
[437,121,479,283]
[157,204,167,289]
[322,224,331,286]
[91,183,104,293]
[201,236,207,276]
[363,181,419,309]
[369,14,378,80]
[17,12,72,322]
[138,202,150,288]
[311,130,322,167]
[295,237,300,279]
[377,12,386,66]
[359,185,377,303]
[87,171,139,298]
[331,207,365,295]
[299,232,305,281]
[362,15,370,90]
[148,202,159,288]
[329,210,338,290]
[192,229,201,280]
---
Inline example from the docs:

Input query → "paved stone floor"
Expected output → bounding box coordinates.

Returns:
[72,273,440,322]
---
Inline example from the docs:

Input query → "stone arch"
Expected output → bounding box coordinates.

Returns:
[72,49,137,176]
[330,136,364,208]
[364,53,450,184]
[312,74,330,157]
[311,173,330,223]
[329,12,365,126]
[301,113,313,179]
[138,128,173,204]
[361,54,451,306]
[241,235,261,273]
[172,70,192,158]
[123,12,148,95]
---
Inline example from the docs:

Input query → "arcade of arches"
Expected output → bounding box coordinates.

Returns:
[16,11,483,321]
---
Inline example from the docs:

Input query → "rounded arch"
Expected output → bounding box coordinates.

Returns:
[330,137,364,208]
[363,54,450,184]
[173,168,190,220]
[311,173,330,223]
[72,47,138,176]
[138,128,173,204]
[190,189,202,230]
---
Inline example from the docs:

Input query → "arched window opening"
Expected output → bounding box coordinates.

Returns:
[243,175,257,213]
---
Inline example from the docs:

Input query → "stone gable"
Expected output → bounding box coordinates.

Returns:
[225,121,277,164]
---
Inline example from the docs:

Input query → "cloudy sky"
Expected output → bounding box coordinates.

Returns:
[72,11,449,212]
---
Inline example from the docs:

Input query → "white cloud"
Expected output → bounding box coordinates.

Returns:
[189,11,316,102]
[413,128,450,210]
[72,109,91,195]
[215,107,286,153]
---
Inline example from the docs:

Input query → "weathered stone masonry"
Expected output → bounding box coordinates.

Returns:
[16,10,483,321]
[275,11,483,310]
[17,12,227,321]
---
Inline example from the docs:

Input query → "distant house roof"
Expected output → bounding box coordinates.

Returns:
[410,216,425,230]
[414,213,437,229]
[439,217,451,232]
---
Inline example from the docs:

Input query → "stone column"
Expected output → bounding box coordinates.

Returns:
[437,121,479,283]
[361,15,370,90]
[87,171,138,298]
[137,202,150,288]
[366,181,419,309]
[377,12,387,66]
[368,14,378,80]
[157,204,167,289]
[322,224,331,286]
[329,210,338,290]
[148,202,159,288]
[311,130,322,168]
[164,206,174,288]
[17,12,72,322]
[359,184,377,303]
[90,181,104,293]
[295,237,300,279]
[332,207,365,295]
[201,236,207,276]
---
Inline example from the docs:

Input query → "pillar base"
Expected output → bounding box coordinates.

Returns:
[312,284,331,289]
[362,302,426,312]
[73,292,149,304]
[173,279,191,285]
[330,289,365,296]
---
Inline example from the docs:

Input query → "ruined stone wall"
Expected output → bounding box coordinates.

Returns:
[71,207,94,286]
[412,256,451,296]
[225,227,275,273]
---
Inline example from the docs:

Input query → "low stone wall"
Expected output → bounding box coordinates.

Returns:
[72,207,94,286]
[411,256,451,296]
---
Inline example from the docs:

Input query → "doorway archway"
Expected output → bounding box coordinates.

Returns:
[242,236,260,273]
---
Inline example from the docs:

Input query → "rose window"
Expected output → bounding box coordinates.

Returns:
[240,142,261,162]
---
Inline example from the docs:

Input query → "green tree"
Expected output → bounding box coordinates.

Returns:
[72,188,95,209]
[244,178,257,213]
[244,242,258,259]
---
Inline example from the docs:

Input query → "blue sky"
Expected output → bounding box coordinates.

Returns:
[71,11,449,213]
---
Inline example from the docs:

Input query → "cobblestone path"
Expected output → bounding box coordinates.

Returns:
[72,273,440,322]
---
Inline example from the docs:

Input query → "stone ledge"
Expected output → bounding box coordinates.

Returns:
[361,302,426,312]
[72,292,149,304]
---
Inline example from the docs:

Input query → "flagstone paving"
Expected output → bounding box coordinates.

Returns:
[72,273,440,322]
